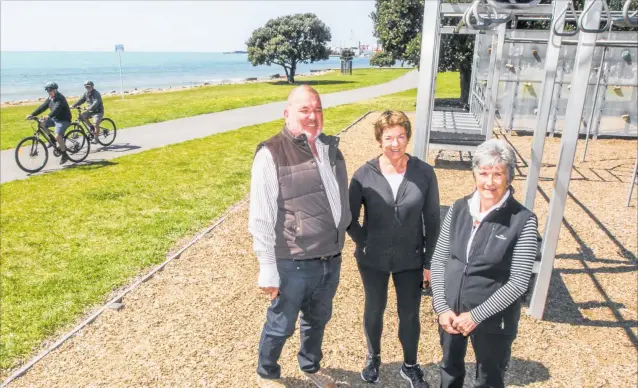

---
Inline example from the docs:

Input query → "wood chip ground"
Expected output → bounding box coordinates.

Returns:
[6,112,637,387]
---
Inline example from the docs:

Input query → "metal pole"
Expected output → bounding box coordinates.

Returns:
[413,0,442,161]
[528,0,602,319]
[627,154,638,207]
[582,48,607,162]
[118,51,124,100]
[523,0,568,211]
[483,23,506,140]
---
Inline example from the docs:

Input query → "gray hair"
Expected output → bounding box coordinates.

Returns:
[471,139,517,184]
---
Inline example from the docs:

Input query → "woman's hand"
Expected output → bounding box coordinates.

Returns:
[438,311,460,335]
[452,312,477,336]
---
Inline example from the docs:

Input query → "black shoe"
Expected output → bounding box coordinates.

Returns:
[60,152,69,165]
[400,363,429,388]
[361,355,380,384]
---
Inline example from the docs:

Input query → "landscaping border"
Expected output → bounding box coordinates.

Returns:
[1,110,375,387]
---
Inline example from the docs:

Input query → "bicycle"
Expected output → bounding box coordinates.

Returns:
[71,107,117,146]
[15,117,90,173]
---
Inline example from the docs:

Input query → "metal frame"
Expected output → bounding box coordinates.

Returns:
[528,0,603,319]
[415,0,636,320]
[484,23,506,141]
[628,154,638,206]
[413,0,442,160]
[582,47,608,161]
[523,0,569,210]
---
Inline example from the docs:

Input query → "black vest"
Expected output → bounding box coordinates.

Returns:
[445,193,534,334]
[256,127,351,260]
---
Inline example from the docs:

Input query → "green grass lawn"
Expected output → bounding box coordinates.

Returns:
[0,68,411,150]
[0,72,460,373]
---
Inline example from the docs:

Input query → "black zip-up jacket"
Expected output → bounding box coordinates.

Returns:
[348,155,440,272]
[31,92,72,122]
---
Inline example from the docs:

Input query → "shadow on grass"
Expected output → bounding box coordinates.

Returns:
[28,159,117,178]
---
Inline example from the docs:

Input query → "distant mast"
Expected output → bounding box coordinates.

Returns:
[115,44,124,100]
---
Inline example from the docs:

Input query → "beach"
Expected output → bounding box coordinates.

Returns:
[0,69,334,108]
[0,51,377,104]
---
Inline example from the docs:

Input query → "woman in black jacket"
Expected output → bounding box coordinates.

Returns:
[348,110,440,388]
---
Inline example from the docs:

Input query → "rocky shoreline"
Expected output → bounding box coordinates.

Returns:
[1,69,334,108]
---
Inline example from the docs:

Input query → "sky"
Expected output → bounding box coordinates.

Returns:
[1,1,378,52]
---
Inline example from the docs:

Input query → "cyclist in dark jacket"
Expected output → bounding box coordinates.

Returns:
[71,80,104,144]
[26,82,71,164]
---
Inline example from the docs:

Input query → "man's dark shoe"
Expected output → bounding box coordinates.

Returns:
[399,363,430,388]
[60,152,69,165]
[361,355,380,383]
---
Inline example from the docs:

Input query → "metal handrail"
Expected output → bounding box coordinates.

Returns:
[464,1,497,30]
[622,0,638,26]
[473,0,513,25]
[463,0,513,30]
[553,1,579,37]
[486,0,541,10]
[579,0,612,33]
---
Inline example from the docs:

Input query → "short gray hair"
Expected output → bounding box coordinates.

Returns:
[472,139,517,184]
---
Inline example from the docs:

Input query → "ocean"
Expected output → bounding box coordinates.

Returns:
[0,51,373,103]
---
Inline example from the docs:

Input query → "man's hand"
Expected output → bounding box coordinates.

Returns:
[423,269,431,288]
[260,287,279,301]
[452,312,477,336]
[438,311,460,335]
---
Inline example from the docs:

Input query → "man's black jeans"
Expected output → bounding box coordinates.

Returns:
[257,255,341,379]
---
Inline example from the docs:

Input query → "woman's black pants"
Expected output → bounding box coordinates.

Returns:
[358,263,423,364]
[439,326,515,388]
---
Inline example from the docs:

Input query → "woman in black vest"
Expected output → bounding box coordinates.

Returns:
[430,139,539,388]
[348,110,440,388]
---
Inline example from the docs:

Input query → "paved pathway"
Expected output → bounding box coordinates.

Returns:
[1,71,418,183]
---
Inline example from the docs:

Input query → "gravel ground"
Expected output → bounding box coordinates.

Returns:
[6,112,637,387]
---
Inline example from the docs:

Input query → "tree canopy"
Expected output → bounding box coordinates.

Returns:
[246,13,331,84]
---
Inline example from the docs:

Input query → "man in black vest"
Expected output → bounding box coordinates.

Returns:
[248,86,351,388]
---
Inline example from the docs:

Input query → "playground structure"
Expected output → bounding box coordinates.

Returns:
[412,0,637,319]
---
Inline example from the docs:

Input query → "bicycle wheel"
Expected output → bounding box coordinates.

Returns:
[66,123,86,149]
[64,129,90,163]
[96,118,117,146]
[15,136,48,173]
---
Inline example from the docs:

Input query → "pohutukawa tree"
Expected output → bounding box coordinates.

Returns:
[247,13,332,84]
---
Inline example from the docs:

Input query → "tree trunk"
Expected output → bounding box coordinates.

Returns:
[288,64,296,84]
[459,62,472,105]
[282,66,290,83]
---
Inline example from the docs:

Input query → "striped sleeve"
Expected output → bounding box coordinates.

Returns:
[430,203,454,315]
[470,215,539,323]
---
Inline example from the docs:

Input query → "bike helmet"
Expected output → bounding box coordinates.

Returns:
[84,80,94,87]
[44,81,58,91]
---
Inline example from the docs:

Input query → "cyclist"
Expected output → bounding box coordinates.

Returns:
[71,80,104,144]
[26,82,71,164]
